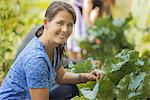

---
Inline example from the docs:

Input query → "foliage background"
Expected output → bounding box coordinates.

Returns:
[0,0,51,84]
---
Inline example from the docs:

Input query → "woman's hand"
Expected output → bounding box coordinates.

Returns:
[88,69,103,81]
[79,69,103,83]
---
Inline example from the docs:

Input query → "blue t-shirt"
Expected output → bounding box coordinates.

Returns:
[0,37,61,100]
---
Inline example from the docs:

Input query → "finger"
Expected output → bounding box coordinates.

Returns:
[91,71,100,80]
[93,69,101,75]
[94,70,103,80]
[88,74,97,81]
[91,75,97,81]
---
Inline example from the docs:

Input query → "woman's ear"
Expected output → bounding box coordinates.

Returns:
[43,19,48,30]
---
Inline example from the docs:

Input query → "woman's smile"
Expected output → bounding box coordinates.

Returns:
[59,34,66,39]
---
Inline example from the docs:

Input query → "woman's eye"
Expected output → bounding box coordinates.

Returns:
[57,21,64,25]
[69,24,73,28]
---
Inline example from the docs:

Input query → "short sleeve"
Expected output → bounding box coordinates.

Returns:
[25,56,49,88]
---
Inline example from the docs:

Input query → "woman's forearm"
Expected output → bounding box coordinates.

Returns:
[56,66,102,85]
[58,72,89,84]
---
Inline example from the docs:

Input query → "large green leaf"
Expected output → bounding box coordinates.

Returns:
[128,72,146,92]
[116,74,131,99]
[102,49,140,85]
[80,80,99,100]
[98,77,116,100]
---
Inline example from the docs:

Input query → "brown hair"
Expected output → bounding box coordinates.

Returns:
[35,1,76,67]
[45,1,76,23]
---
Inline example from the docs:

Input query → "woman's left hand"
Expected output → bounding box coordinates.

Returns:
[79,69,103,83]
[87,69,103,81]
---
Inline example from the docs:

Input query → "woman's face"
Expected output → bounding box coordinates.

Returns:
[44,10,74,45]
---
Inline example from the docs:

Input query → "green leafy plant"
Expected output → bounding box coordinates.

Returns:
[72,49,150,99]
[79,16,133,62]
[72,60,94,73]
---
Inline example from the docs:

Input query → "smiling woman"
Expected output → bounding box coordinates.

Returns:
[0,1,103,100]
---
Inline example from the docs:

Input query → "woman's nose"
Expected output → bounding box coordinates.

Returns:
[62,25,68,32]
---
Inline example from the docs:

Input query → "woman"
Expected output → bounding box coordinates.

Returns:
[0,1,102,100]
